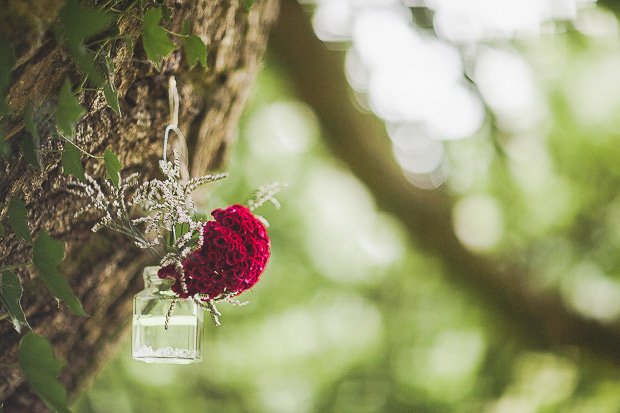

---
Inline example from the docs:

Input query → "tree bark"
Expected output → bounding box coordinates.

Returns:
[0,0,279,411]
[270,0,620,366]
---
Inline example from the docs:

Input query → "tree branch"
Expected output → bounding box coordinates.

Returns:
[269,0,620,365]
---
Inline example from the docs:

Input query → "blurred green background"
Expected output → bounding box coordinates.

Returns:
[74,2,620,412]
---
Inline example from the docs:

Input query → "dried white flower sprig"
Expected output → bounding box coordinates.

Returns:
[247,182,287,212]
[68,149,227,261]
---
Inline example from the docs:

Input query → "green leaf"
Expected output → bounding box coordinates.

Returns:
[0,36,15,116]
[56,79,84,139]
[33,231,88,317]
[104,148,122,188]
[62,141,86,183]
[0,222,5,238]
[103,81,121,116]
[8,196,32,244]
[0,133,11,158]
[122,35,134,57]
[58,0,111,45]
[1,270,29,333]
[24,102,40,140]
[21,130,40,170]
[104,55,115,74]
[241,0,254,10]
[141,6,176,71]
[73,45,107,87]
[161,2,172,24]
[19,331,71,413]
[103,57,120,115]
[57,0,111,87]
[181,20,207,70]
[22,102,42,170]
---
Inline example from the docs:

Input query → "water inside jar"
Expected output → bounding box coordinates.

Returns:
[132,314,202,364]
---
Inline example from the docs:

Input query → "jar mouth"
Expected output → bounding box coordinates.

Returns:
[143,266,175,291]
[143,266,162,280]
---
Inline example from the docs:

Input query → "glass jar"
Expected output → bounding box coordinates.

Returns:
[132,266,203,364]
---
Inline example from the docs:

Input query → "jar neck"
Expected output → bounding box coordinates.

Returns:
[143,266,163,287]
[142,266,176,294]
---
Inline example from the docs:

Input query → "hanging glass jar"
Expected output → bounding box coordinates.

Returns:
[132,266,203,364]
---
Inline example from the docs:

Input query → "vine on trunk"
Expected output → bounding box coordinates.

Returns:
[0,1,257,411]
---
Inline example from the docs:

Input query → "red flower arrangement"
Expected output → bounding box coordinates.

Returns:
[158,204,270,300]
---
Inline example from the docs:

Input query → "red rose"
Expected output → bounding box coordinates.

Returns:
[158,204,270,299]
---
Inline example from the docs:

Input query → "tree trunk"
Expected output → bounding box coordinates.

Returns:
[0,0,279,411]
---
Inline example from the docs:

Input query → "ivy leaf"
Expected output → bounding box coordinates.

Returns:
[58,0,111,46]
[0,122,11,158]
[62,141,86,183]
[21,129,40,169]
[103,57,121,116]
[241,0,254,10]
[103,81,121,116]
[161,2,172,24]
[72,46,107,87]
[8,196,32,244]
[181,20,207,70]
[142,6,176,71]
[33,231,88,317]
[19,331,71,413]
[0,134,11,158]
[24,103,39,140]
[122,35,134,57]
[0,36,15,116]
[1,271,29,333]
[56,78,84,139]
[57,0,112,87]
[104,55,115,74]
[22,102,42,170]
[104,148,122,188]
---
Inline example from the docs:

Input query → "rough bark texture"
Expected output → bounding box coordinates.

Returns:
[0,0,279,411]
[270,1,620,366]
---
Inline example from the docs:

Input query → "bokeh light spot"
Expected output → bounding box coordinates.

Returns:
[453,194,504,250]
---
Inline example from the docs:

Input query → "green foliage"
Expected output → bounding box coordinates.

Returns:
[104,148,122,188]
[181,20,207,70]
[158,1,172,25]
[141,6,176,71]
[62,141,86,183]
[0,271,29,333]
[0,222,5,238]
[104,55,114,75]
[103,82,121,116]
[57,0,112,87]
[0,135,10,158]
[0,36,15,116]
[242,0,255,10]
[33,231,88,317]
[20,133,39,169]
[22,102,42,170]
[122,35,134,57]
[58,0,112,47]
[102,56,121,116]
[19,331,71,413]
[8,196,32,244]
[56,79,85,139]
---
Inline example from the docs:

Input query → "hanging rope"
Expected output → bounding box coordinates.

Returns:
[162,76,190,182]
